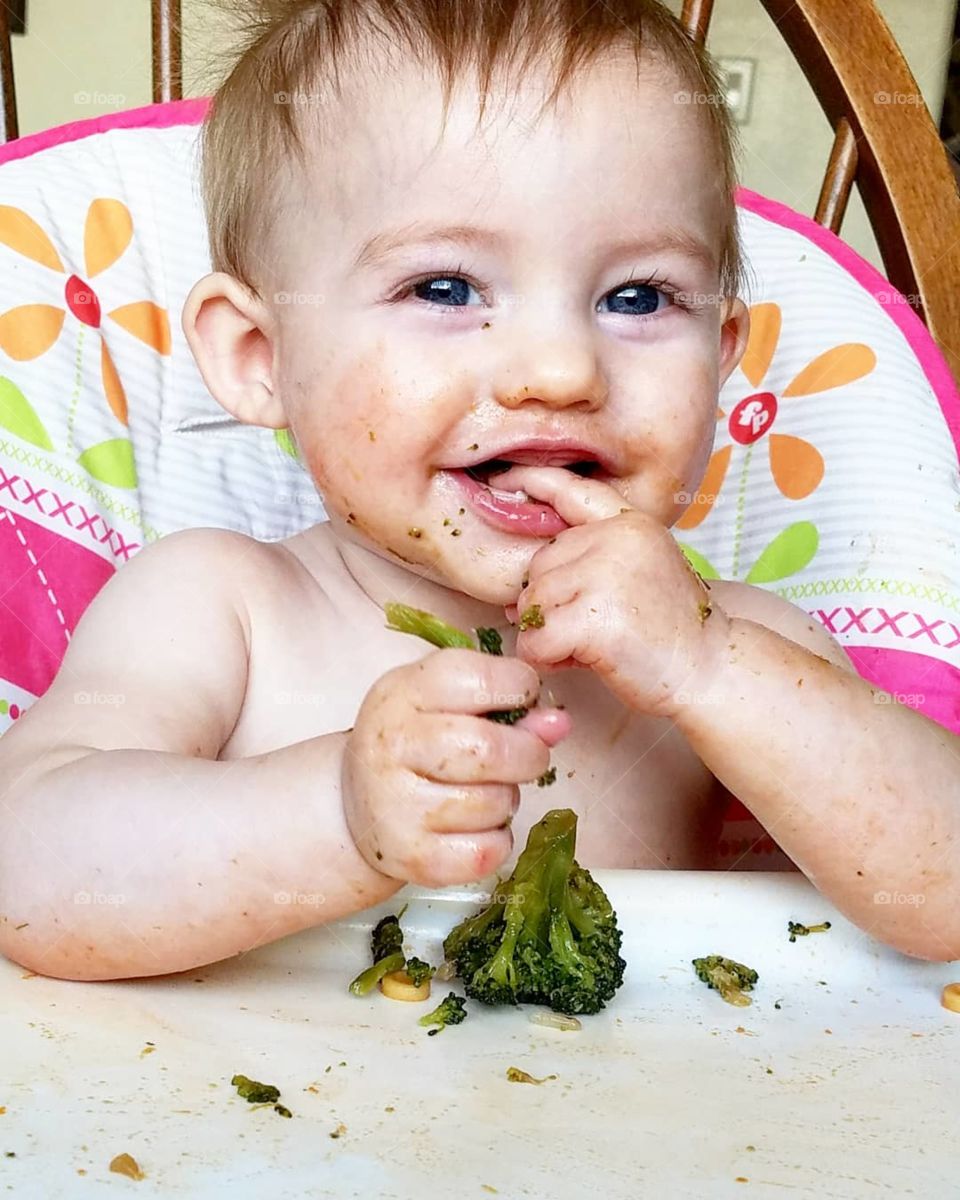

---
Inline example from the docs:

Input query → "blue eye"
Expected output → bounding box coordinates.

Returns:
[600,283,672,317]
[412,276,479,306]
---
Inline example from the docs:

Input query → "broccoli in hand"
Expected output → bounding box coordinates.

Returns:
[692,955,759,1007]
[419,992,468,1035]
[443,809,626,1015]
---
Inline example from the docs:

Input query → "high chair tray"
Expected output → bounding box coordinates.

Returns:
[2,871,957,1198]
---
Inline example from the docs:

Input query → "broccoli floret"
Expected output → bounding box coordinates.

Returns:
[692,955,759,1007]
[419,992,467,1035]
[443,809,626,1015]
[787,920,831,942]
[404,957,435,987]
[349,908,408,995]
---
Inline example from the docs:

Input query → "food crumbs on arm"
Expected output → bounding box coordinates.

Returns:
[518,604,545,631]
[368,430,377,441]
[697,600,712,624]
[506,1067,558,1085]
[787,920,832,942]
[692,956,758,1007]
[109,1153,145,1181]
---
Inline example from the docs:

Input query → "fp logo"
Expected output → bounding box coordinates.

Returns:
[729,393,777,445]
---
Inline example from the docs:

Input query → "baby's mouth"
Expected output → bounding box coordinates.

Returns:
[448,455,604,538]
[465,457,601,495]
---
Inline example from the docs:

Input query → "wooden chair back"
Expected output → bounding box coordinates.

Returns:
[1,0,958,375]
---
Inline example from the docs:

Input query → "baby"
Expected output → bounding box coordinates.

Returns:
[1,0,956,980]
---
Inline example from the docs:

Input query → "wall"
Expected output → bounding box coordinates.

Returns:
[8,0,957,271]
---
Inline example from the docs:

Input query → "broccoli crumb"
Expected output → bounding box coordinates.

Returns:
[407,527,422,538]
[274,1104,293,1118]
[368,430,377,441]
[231,1075,281,1105]
[698,600,712,624]
[506,1067,557,1085]
[536,767,557,788]
[468,442,480,450]
[419,993,467,1034]
[692,956,758,1007]
[787,920,832,942]
[518,604,545,631]
[451,528,462,537]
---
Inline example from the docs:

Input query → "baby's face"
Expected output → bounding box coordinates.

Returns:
[270,51,746,604]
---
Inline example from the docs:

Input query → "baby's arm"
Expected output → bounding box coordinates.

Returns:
[0,529,397,980]
[676,582,960,962]
[503,466,960,962]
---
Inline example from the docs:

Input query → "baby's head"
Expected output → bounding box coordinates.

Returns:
[184,0,749,604]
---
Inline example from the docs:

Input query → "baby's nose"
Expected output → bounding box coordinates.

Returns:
[493,328,608,412]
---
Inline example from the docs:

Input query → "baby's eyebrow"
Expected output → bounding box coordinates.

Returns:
[352,221,716,272]
[353,222,507,270]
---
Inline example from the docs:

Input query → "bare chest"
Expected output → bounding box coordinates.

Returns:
[221,559,721,869]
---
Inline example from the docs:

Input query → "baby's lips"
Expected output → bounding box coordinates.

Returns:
[516,706,571,747]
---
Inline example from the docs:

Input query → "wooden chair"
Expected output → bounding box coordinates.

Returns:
[2,0,959,376]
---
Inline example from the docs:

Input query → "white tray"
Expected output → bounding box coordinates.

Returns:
[2,871,958,1198]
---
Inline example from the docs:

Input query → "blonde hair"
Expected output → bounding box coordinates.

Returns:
[201,0,742,297]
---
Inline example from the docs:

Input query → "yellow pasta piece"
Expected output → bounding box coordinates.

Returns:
[380,969,431,1002]
[941,983,960,1013]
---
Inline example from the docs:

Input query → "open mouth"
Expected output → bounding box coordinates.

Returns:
[464,457,602,487]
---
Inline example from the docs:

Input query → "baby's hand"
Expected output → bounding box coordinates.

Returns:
[498,466,732,717]
[343,649,568,887]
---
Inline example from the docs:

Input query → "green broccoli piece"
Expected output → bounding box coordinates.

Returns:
[232,1074,281,1104]
[692,955,759,1007]
[442,809,626,1015]
[419,992,468,1035]
[787,920,831,942]
[404,957,435,988]
[349,908,408,996]
[476,627,504,655]
[384,604,529,725]
[518,604,545,631]
[384,603,475,649]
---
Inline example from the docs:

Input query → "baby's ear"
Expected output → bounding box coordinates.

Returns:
[181,273,286,428]
[718,297,750,388]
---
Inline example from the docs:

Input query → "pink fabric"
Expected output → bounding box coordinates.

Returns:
[0,98,209,168]
[0,512,115,695]
[737,187,960,461]
[843,645,960,734]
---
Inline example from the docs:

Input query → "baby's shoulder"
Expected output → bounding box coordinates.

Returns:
[710,579,852,671]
